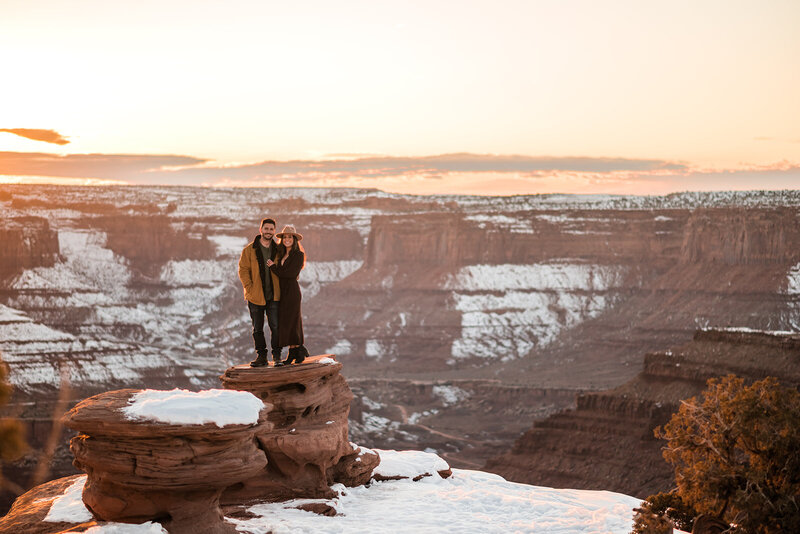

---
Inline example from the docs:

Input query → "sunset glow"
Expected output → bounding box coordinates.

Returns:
[1,0,798,195]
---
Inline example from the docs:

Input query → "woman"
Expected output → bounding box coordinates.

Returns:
[266,225,309,365]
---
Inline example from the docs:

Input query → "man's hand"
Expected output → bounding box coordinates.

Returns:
[266,259,274,267]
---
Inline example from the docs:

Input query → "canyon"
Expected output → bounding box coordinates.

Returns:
[1,185,798,510]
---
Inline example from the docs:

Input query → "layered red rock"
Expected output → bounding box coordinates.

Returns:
[62,388,271,534]
[484,329,800,498]
[219,354,379,502]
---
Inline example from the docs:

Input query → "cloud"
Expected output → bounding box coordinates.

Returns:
[0,128,70,145]
[1,149,796,196]
[0,151,206,182]
[145,153,686,183]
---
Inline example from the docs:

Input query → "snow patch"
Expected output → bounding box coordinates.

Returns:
[122,389,263,427]
[44,476,93,523]
[208,234,247,257]
[365,339,383,359]
[445,263,626,292]
[83,522,168,533]
[432,385,470,407]
[300,260,363,299]
[373,449,450,479]
[326,339,352,356]
[446,263,626,361]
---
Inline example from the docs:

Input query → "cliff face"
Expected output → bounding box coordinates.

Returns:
[483,329,800,498]
[0,217,59,280]
[680,207,800,265]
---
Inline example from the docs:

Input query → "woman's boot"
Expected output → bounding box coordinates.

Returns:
[295,345,308,364]
[283,347,298,365]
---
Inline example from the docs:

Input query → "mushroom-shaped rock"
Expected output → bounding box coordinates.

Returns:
[219,354,378,502]
[63,388,271,534]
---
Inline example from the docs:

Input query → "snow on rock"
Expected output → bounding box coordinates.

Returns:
[786,263,800,332]
[318,357,336,364]
[372,449,450,479]
[326,339,352,356]
[44,475,93,523]
[159,259,229,287]
[432,384,470,407]
[229,468,642,534]
[788,263,800,295]
[446,262,627,361]
[299,260,363,299]
[83,522,168,533]
[365,339,383,359]
[208,234,247,257]
[122,389,264,427]
[445,263,626,292]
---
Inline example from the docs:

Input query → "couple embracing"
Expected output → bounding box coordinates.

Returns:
[238,217,309,368]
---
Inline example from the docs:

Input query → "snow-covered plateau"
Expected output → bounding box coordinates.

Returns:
[41,450,644,534]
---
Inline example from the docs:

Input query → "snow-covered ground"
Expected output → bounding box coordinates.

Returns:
[42,450,642,534]
[445,262,627,361]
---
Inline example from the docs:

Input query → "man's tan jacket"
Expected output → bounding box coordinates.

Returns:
[238,235,281,305]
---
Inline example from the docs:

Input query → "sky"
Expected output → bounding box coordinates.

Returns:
[1,0,798,195]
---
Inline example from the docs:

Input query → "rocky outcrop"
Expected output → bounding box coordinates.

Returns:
[63,388,269,534]
[92,214,215,276]
[0,355,381,533]
[0,217,59,280]
[219,354,378,502]
[484,328,800,498]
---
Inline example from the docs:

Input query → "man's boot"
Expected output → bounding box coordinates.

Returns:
[249,352,268,367]
[272,349,283,366]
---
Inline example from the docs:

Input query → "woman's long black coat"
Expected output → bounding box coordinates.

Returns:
[269,249,304,347]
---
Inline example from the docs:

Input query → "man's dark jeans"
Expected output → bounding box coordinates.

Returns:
[248,300,280,360]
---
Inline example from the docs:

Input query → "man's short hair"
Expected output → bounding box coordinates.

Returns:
[261,218,276,228]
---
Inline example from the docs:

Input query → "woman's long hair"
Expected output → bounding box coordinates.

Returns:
[277,236,306,268]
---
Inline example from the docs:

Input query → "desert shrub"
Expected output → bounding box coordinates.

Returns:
[631,491,697,533]
[656,375,800,533]
[0,357,27,487]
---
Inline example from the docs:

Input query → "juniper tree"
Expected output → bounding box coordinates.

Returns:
[0,356,27,490]
[656,375,800,533]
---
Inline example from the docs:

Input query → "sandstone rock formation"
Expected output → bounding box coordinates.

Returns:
[0,355,382,532]
[63,388,270,534]
[484,328,800,498]
[219,354,379,503]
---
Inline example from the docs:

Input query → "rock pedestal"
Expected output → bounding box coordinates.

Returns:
[219,354,378,502]
[63,389,271,534]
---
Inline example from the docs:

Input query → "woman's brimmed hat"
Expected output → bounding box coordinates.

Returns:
[276,225,303,241]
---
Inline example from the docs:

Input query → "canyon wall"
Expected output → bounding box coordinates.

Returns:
[0,217,59,280]
[484,329,800,498]
[1,185,799,509]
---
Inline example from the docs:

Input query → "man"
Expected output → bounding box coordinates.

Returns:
[238,218,282,367]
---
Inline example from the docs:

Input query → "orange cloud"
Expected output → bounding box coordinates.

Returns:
[0,128,70,145]
[0,152,206,182]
